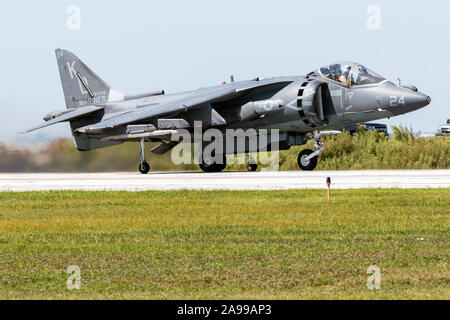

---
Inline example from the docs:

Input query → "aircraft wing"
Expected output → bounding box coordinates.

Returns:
[76,79,293,134]
[22,105,104,133]
[76,85,237,133]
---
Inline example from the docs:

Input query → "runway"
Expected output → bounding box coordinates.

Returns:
[0,170,449,192]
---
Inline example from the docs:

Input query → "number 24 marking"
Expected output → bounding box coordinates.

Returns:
[390,96,405,106]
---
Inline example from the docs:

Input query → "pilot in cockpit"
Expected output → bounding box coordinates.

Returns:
[341,65,351,84]
[329,64,341,82]
[329,64,349,85]
[317,62,386,87]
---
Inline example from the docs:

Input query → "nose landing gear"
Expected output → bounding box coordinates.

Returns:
[297,149,318,171]
[138,138,150,174]
[297,131,324,171]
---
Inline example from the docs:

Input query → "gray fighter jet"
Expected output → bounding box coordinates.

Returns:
[24,49,431,173]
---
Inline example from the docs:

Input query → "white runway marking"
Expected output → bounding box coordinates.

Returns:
[0,170,449,192]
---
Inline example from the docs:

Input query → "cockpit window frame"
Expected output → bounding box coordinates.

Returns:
[316,63,354,88]
[316,62,387,88]
[348,64,387,88]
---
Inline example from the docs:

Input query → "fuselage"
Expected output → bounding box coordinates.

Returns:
[102,71,430,136]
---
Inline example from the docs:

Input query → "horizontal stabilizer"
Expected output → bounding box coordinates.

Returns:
[21,105,104,133]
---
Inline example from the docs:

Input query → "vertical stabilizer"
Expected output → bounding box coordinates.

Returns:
[55,48,124,109]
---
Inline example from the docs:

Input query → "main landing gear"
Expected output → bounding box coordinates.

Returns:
[199,152,258,173]
[199,152,227,172]
[138,138,150,174]
[297,131,324,171]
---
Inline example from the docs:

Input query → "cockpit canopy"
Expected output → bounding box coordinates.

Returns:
[315,62,385,87]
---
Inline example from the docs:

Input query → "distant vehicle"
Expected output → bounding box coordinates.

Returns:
[344,122,388,135]
[437,119,450,136]
[418,133,436,138]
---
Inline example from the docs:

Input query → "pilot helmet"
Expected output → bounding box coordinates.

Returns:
[320,67,330,76]
[329,64,342,75]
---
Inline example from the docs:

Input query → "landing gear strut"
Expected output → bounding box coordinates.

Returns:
[297,131,323,171]
[138,138,150,174]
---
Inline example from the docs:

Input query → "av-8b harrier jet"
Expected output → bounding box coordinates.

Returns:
[24,49,431,173]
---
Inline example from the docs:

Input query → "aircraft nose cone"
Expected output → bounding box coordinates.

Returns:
[406,92,431,110]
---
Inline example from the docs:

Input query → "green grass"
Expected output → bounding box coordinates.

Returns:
[0,189,448,299]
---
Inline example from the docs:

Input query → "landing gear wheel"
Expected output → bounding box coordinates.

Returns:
[199,154,227,172]
[247,163,257,172]
[217,162,228,172]
[297,149,318,171]
[139,161,150,174]
[199,163,227,172]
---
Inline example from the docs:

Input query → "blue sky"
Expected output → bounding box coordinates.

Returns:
[1,0,448,142]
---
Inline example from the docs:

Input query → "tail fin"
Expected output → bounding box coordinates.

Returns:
[55,49,124,109]
[55,49,123,151]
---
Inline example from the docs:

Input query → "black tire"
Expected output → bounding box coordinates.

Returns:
[247,163,257,172]
[139,161,150,174]
[199,163,227,172]
[214,162,227,172]
[199,154,227,172]
[199,163,212,172]
[297,149,318,171]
